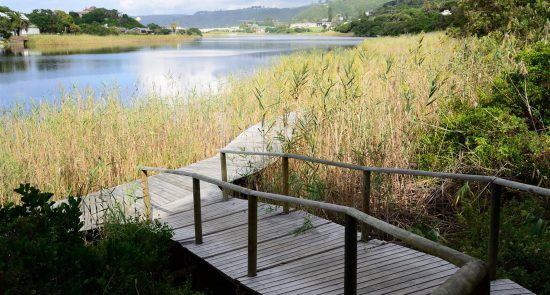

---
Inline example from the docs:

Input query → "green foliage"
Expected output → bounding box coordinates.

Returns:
[343,0,460,36]
[417,39,550,294]
[294,0,389,22]
[265,26,311,34]
[419,43,550,185]
[454,0,550,42]
[485,42,550,132]
[0,184,94,294]
[452,196,550,294]
[80,23,119,36]
[186,27,203,36]
[0,6,29,38]
[28,9,73,34]
[93,220,175,294]
[0,184,195,294]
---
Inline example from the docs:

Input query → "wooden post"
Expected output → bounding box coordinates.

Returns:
[248,194,258,277]
[344,214,357,295]
[282,156,290,214]
[220,152,229,201]
[193,178,203,244]
[361,171,371,241]
[489,183,502,280]
[141,170,152,221]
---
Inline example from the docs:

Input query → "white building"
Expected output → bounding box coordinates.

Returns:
[19,25,41,36]
[441,10,452,16]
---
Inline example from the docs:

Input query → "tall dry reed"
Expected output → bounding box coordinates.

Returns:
[1,33,511,206]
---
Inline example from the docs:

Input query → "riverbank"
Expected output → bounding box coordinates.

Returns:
[26,34,200,48]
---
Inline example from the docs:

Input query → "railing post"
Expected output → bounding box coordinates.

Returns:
[141,170,152,221]
[344,214,357,295]
[282,156,290,214]
[248,194,258,277]
[361,171,371,241]
[192,178,203,244]
[489,183,502,280]
[220,152,229,201]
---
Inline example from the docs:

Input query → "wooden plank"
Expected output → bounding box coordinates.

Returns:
[173,203,283,242]
[185,211,330,259]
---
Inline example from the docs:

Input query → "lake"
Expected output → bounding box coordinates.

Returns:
[0,35,364,108]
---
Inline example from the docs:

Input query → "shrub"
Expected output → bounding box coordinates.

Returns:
[485,42,550,132]
[0,184,194,294]
[0,184,96,294]
[452,196,550,294]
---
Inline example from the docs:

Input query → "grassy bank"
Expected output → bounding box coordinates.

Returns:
[27,34,199,48]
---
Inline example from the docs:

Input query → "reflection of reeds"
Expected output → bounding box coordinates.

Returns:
[0,33,511,208]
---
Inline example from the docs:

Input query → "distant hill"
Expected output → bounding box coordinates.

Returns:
[137,1,390,28]
[137,6,308,28]
[293,0,390,21]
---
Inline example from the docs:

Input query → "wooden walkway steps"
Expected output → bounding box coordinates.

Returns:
[78,114,535,294]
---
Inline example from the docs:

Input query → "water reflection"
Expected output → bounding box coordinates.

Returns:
[0,35,364,107]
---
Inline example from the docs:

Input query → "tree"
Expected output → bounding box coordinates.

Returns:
[54,10,73,33]
[28,9,57,33]
[455,0,549,42]
[0,6,13,38]
[170,23,177,33]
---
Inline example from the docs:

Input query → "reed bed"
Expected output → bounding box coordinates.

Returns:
[27,34,198,48]
[0,33,507,207]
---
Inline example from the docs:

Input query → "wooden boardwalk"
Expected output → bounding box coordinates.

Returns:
[79,115,534,294]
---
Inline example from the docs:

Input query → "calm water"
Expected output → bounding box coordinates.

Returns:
[0,35,363,108]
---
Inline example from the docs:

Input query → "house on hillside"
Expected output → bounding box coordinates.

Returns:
[129,27,152,34]
[441,9,452,16]
[18,25,40,36]
[78,6,96,17]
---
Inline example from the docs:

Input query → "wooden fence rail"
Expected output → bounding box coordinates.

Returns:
[218,149,550,280]
[137,149,549,294]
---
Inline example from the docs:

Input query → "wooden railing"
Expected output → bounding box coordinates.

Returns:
[138,150,549,295]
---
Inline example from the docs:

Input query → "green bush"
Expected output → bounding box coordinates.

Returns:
[0,184,96,294]
[452,196,550,294]
[485,42,550,132]
[417,37,550,294]
[418,106,548,183]
[0,184,197,295]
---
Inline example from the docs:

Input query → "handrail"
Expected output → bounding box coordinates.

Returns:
[218,149,549,288]
[218,150,550,196]
[138,165,486,295]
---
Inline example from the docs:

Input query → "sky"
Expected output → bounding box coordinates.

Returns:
[1,0,316,15]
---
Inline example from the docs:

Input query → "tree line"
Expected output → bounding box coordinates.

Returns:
[0,6,30,38]
[335,0,549,42]
[1,6,202,37]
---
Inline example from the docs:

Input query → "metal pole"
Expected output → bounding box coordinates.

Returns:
[248,194,258,277]
[344,214,357,295]
[361,171,371,241]
[220,152,229,201]
[141,170,152,221]
[192,178,203,244]
[282,156,290,214]
[489,183,502,280]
